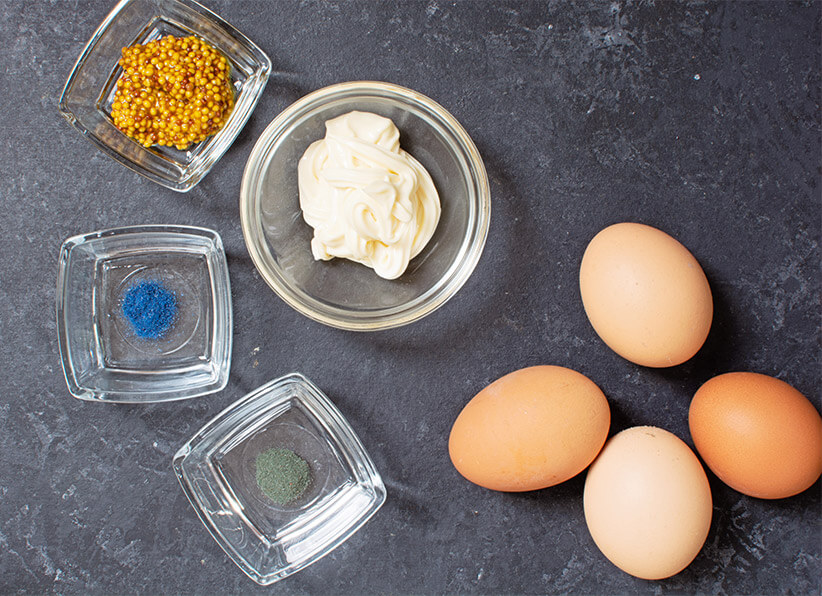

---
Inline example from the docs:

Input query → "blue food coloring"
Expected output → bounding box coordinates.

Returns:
[121,280,177,339]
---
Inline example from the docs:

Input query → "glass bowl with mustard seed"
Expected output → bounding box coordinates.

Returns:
[111,35,234,150]
[59,0,271,191]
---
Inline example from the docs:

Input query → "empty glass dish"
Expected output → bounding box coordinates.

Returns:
[173,373,386,585]
[56,225,232,403]
[58,0,271,192]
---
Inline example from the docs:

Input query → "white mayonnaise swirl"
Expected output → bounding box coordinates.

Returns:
[298,111,441,280]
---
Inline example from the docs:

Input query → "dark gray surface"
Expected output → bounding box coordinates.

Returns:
[1,0,819,593]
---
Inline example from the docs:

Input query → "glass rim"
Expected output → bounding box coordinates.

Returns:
[239,81,491,331]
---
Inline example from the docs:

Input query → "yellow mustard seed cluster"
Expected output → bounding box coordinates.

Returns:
[110,35,234,150]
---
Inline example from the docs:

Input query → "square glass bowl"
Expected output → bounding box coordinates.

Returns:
[57,225,232,403]
[58,0,271,192]
[173,373,386,585]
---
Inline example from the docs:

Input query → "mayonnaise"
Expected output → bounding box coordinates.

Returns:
[298,111,441,280]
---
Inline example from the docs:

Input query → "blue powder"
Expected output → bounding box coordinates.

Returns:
[121,280,177,339]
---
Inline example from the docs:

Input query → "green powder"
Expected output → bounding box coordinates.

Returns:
[255,448,311,505]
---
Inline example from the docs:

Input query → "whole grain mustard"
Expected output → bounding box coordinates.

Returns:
[110,35,234,150]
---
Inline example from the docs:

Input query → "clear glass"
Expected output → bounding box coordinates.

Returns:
[173,373,386,586]
[58,0,271,192]
[56,225,232,403]
[240,81,491,331]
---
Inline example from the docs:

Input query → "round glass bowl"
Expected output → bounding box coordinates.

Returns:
[240,81,490,331]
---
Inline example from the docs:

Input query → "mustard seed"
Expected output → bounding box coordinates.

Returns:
[111,35,234,150]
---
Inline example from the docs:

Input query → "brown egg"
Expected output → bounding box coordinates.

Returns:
[579,223,713,367]
[448,365,610,492]
[689,372,822,499]
[583,426,713,580]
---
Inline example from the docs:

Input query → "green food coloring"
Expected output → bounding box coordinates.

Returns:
[255,448,311,505]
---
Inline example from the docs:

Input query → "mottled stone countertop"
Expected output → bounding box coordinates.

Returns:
[1,1,819,593]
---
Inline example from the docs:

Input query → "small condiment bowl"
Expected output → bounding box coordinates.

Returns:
[56,225,232,403]
[58,0,271,192]
[173,373,386,585]
[240,81,491,331]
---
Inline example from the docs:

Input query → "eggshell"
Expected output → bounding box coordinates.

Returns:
[689,372,822,499]
[579,222,713,367]
[448,365,610,492]
[583,426,712,580]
